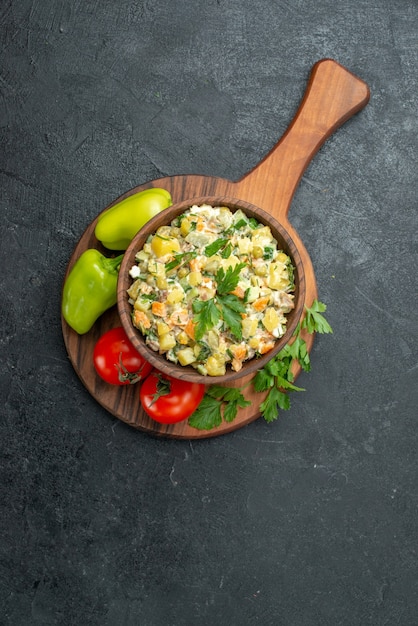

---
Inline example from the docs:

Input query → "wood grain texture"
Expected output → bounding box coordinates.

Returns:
[61,59,370,439]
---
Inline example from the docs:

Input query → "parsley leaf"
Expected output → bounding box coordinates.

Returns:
[188,395,223,430]
[259,387,290,423]
[218,293,246,313]
[192,264,247,341]
[205,385,228,399]
[275,374,305,392]
[253,368,275,393]
[210,386,251,423]
[192,299,221,341]
[215,263,246,295]
[283,336,311,372]
[217,294,246,340]
[221,386,250,408]
[220,242,232,258]
[139,293,157,301]
[196,341,211,362]
[223,392,250,422]
[188,385,251,429]
[192,294,245,342]
[302,300,333,335]
[234,218,248,230]
[204,238,229,257]
[264,352,291,378]
[224,218,248,236]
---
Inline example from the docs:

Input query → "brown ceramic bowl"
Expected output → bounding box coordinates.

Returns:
[117,196,306,385]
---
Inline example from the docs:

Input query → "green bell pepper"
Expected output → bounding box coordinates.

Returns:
[95,187,172,250]
[62,250,124,334]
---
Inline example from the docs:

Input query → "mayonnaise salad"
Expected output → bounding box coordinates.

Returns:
[127,204,295,376]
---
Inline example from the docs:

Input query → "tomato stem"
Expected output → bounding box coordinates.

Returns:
[116,353,147,384]
[150,374,171,405]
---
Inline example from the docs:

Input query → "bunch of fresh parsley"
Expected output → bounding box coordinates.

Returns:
[188,299,332,430]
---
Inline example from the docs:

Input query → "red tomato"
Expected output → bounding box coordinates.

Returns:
[139,371,205,424]
[93,327,152,385]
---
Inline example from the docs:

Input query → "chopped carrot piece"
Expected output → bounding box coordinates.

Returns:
[134,310,151,329]
[151,301,167,317]
[259,341,275,354]
[253,296,269,312]
[230,344,246,361]
[196,218,204,231]
[189,258,201,272]
[184,319,196,340]
[231,285,245,298]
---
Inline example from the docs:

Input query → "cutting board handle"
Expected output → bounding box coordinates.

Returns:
[234,59,370,221]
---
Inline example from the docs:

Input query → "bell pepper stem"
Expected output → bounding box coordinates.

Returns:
[102,253,124,274]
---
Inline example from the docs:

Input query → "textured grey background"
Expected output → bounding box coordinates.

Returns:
[1,1,417,625]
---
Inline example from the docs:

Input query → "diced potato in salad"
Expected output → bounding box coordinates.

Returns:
[127,205,295,376]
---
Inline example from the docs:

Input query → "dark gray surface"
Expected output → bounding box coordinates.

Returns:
[1,1,417,624]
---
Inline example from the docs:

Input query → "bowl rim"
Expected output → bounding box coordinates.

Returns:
[117,195,306,385]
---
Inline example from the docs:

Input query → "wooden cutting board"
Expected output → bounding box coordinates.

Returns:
[61,59,370,439]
